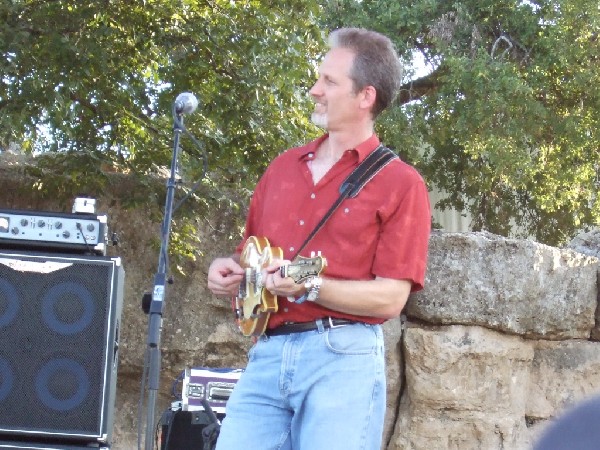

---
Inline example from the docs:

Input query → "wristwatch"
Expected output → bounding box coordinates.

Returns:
[305,276,323,302]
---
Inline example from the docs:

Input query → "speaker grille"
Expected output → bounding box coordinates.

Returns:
[0,252,123,442]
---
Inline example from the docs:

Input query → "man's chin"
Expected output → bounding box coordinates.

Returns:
[311,113,328,129]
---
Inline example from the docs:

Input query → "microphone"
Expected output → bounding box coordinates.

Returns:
[174,92,199,115]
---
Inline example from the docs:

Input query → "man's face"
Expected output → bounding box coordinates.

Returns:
[309,47,362,131]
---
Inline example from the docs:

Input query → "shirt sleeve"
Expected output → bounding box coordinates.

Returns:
[372,174,431,292]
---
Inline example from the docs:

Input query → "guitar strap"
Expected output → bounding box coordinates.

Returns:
[290,144,398,260]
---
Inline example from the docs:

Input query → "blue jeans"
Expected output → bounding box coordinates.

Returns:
[215,322,386,450]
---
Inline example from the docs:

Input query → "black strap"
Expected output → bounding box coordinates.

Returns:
[340,145,398,198]
[200,398,221,450]
[290,145,398,260]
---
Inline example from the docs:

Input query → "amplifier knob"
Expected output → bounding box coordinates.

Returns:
[37,220,46,227]
[11,227,19,235]
[87,223,95,232]
[55,222,63,229]
[20,219,28,226]
[62,231,71,238]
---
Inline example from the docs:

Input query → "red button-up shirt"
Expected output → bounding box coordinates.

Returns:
[236,134,431,328]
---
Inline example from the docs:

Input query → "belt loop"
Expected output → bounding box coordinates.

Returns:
[316,318,325,333]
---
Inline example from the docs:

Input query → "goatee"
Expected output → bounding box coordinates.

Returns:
[311,112,328,129]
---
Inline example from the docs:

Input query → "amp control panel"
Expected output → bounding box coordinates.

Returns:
[0,208,108,255]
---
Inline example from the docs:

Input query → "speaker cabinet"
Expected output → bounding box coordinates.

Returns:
[0,251,124,444]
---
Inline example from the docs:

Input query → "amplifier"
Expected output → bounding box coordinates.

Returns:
[181,367,243,415]
[0,209,107,255]
[0,441,109,449]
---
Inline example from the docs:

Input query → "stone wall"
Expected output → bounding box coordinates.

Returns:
[397,231,600,449]
[2,160,600,450]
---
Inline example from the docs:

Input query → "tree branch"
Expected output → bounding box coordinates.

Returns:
[68,92,98,115]
[396,66,446,105]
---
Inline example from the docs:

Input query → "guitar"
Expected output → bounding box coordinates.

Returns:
[234,236,327,337]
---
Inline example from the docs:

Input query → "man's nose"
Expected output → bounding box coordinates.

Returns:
[309,79,322,97]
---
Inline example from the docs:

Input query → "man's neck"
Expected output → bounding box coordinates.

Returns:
[326,125,375,157]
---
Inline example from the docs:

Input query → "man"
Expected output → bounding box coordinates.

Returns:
[207,28,430,450]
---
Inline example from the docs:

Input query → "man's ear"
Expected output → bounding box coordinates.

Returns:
[360,85,377,111]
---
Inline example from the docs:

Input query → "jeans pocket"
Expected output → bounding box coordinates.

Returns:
[325,324,379,355]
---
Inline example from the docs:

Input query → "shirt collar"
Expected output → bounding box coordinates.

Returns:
[354,134,381,163]
[298,133,381,162]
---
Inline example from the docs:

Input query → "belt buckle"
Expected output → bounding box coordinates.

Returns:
[327,317,346,329]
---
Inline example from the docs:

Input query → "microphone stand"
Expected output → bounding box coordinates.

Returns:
[143,112,184,450]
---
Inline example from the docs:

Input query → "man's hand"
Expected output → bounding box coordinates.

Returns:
[262,260,306,298]
[207,257,245,297]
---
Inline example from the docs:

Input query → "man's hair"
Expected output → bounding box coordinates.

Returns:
[328,28,403,118]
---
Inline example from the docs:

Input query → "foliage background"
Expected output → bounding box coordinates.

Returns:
[1,0,599,249]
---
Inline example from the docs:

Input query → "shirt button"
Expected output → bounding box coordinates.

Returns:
[289,247,295,252]
[311,193,316,199]
[299,220,305,226]
[344,208,350,213]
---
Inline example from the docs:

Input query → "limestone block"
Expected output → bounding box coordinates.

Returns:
[388,325,534,450]
[566,229,600,340]
[568,229,600,260]
[402,324,533,413]
[407,231,598,339]
[526,339,600,419]
[382,316,405,446]
[391,398,530,450]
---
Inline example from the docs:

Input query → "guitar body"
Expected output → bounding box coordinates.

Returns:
[236,236,283,337]
[234,236,327,337]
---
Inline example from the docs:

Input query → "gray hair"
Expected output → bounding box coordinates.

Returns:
[328,28,403,117]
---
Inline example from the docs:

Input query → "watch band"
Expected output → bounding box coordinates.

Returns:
[293,276,323,304]
[306,276,322,302]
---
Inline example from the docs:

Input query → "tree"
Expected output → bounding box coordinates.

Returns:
[3,0,599,247]
[1,0,326,262]
[0,0,323,193]
[321,0,600,245]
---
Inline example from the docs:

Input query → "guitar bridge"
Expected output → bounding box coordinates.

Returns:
[253,271,263,292]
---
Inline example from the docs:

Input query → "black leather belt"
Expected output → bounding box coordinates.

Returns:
[265,317,358,337]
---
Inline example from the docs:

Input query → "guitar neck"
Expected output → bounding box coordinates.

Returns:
[280,256,326,283]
